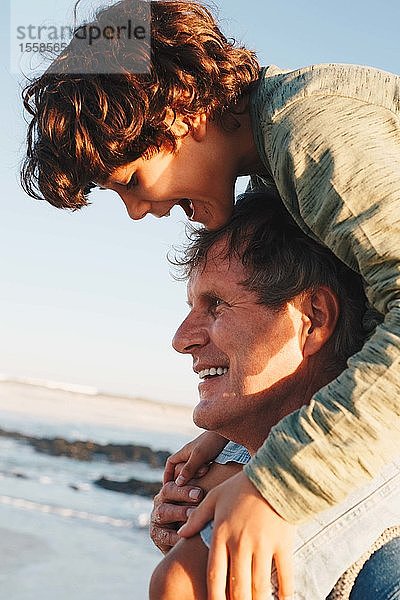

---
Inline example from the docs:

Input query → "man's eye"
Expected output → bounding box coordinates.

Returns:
[126,173,138,190]
[210,297,224,313]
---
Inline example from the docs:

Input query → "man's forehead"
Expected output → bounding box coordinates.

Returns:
[186,249,244,300]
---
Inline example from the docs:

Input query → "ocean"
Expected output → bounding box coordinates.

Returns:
[0,377,199,599]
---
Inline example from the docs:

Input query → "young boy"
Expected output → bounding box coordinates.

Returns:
[21,2,400,597]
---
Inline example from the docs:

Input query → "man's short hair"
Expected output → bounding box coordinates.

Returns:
[173,191,382,365]
[21,0,259,210]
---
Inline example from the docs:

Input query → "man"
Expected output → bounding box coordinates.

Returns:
[149,192,400,600]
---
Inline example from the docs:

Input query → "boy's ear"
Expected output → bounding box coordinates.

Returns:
[164,110,208,140]
[188,112,208,141]
[301,287,340,358]
[164,108,190,136]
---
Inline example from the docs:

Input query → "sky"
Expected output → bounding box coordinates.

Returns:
[0,0,399,406]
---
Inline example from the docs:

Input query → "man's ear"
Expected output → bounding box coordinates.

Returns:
[301,287,340,358]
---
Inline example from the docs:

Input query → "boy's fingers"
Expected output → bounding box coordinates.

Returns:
[177,492,215,538]
[274,543,295,600]
[227,546,253,600]
[207,533,229,600]
[252,549,272,600]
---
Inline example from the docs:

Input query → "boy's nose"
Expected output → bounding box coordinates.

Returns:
[120,195,152,220]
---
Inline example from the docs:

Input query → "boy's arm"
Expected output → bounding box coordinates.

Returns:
[248,88,400,521]
[176,68,400,600]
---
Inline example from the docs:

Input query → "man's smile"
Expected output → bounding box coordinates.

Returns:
[196,366,229,380]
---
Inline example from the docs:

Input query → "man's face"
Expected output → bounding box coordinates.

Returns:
[172,241,307,439]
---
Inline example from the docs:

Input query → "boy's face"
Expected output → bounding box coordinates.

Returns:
[100,118,241,230]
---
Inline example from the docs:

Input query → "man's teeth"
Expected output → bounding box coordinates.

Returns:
[198,367,228,379]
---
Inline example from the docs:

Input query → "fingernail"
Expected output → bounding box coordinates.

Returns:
[175,475,185,486]
[186,507,196,518]
[189,488,201,500]
[177,524,185,535]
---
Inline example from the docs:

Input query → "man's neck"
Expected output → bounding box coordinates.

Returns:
[223,357,341,456]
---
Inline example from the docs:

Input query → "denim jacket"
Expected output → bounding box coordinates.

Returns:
[201,442,400,599]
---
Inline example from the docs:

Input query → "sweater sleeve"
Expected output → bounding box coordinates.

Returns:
[245,92,400,523]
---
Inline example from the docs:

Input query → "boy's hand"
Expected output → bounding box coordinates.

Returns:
[178,470,295,600]
[151,461,242,554]
[163,431,228,485]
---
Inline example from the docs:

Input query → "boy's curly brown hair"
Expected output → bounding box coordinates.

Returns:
[21,0,260,210]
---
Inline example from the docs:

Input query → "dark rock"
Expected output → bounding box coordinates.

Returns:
[0,427,170,468]
[94,476,161,497]
[12,471,28,479]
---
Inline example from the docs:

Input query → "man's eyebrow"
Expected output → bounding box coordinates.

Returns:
[203,288,223,301]
[197,289,224,303]
[185,287,225,308]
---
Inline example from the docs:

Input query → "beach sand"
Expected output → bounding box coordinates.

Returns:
[0,504,159,599]
[0,378,200,599]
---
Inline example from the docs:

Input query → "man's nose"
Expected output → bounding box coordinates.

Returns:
[172,313,209,354]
